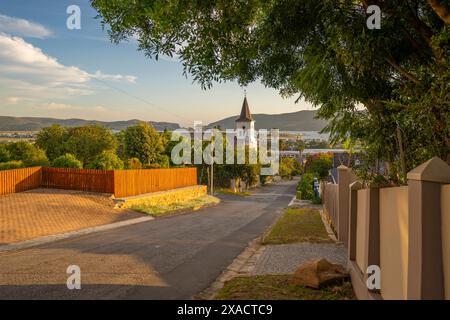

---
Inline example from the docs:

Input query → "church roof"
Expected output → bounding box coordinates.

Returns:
[235,97,254,122]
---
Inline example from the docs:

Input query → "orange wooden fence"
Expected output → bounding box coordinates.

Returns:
[0,167,198,197]
[0,167,42,196]
[41,167,115,194]
[113,167,198,198]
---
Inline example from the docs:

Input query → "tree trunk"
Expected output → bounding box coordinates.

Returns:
[428,0,450,25]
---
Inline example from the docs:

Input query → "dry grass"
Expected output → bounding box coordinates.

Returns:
[131,195,220,217]
[215,275,354,300]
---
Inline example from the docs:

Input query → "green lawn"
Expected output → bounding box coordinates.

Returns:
[215,275,354,300]
[263,208,332,244]
[131,195,220,217]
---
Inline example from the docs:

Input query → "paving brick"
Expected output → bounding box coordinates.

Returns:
[0,188,143,244]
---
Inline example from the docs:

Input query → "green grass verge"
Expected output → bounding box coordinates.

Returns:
[216,188,251,197]
[263,208,332,244]
[131,195,220,217]
[215,275,354,300]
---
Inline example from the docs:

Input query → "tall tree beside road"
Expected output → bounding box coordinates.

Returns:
[92,0,450,183]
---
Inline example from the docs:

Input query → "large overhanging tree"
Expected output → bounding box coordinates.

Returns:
[91,0,450,183]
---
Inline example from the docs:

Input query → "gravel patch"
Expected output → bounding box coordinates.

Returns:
[252,242,347,275]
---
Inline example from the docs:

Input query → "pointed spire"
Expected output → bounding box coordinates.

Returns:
[236,96,254,122]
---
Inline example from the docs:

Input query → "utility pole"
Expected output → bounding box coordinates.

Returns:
[210,162,214,195]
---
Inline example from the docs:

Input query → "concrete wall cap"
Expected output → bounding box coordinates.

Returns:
[349,181,363,190]
[407,157,450,183]
[337,165,349,170]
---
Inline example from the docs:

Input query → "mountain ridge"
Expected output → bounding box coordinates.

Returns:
[208,110,327,131]
[0,116,180,131]
[0,110,327,132]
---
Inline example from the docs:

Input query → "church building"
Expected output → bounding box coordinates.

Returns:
[235,97,257,149]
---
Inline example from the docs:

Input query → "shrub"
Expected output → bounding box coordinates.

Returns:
[156,154,170,168]
[22,147,50,167]
[0,144,11,162]
[88,150,124,170]
[6,141,49,167]
[0,160,24,170]
[143,163,161,169]
[279,157,301,179]
[304,153,332,179]
[52,153,83,169]
[125,157,142,169]
[297,173,315,200]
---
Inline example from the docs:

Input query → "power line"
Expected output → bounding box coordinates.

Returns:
[91,77,193,124]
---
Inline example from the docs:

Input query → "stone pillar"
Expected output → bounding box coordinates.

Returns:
[337,165,352,246]
[364,187,380,291]
[406,157,450,300]
[348,181,363,262]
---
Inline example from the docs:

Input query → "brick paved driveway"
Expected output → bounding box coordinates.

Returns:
[0,189,143,245]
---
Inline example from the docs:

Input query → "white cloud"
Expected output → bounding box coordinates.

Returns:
[41,102,74,110]
[6,96,20,104]
[92,71,137,84]
[0,33,137,104]
[0,14,52,39]
[40,102,108,113]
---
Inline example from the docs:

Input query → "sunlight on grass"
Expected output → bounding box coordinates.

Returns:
[131,195,220,217]
[217,188,251,197]
[263,208,332,244]
[215,275,354,300]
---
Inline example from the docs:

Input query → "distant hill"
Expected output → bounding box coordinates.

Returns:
[0,116,180,132]
[208,110,327,131]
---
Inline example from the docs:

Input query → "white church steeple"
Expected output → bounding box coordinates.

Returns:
[235,96,257,148]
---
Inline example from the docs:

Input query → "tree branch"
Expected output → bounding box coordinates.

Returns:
[428,0,450,25]
[384,56,421,85]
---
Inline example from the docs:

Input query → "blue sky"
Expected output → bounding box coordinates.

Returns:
[0,0,314,126]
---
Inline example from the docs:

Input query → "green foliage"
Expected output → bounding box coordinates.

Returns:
[125,157,143,169]
[6,141,49,167]
[263,208,332,244]
[123,123,165,166]
[279,157,301,178]
[88,150,124,170]
[0,144,11,162]
[297,173,315,201]
[92,0,450,184]
[280,138,306,152]
[35,125,68,161]
[51,153,83,169]
[0,160,24,171]
[306,140,330,149]
[65,125,118,167]
[156,154,170,168]
[305,154,332,179]
[143,163,162,169]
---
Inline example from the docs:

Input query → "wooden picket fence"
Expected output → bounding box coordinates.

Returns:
[0,167,42,195]
[41,167,115,194]
[0,166,198,197]
[114,167,198,198]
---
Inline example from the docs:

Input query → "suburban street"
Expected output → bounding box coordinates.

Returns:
[0,180,296,299]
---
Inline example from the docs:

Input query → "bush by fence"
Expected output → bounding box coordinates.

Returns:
[0,166,198,197]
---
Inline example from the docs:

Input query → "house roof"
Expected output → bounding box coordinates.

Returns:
[235,97,254,122]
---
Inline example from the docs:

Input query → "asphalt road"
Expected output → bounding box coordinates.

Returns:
[0,180,297,300]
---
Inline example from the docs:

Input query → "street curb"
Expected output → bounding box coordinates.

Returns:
[0,216,154,253]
